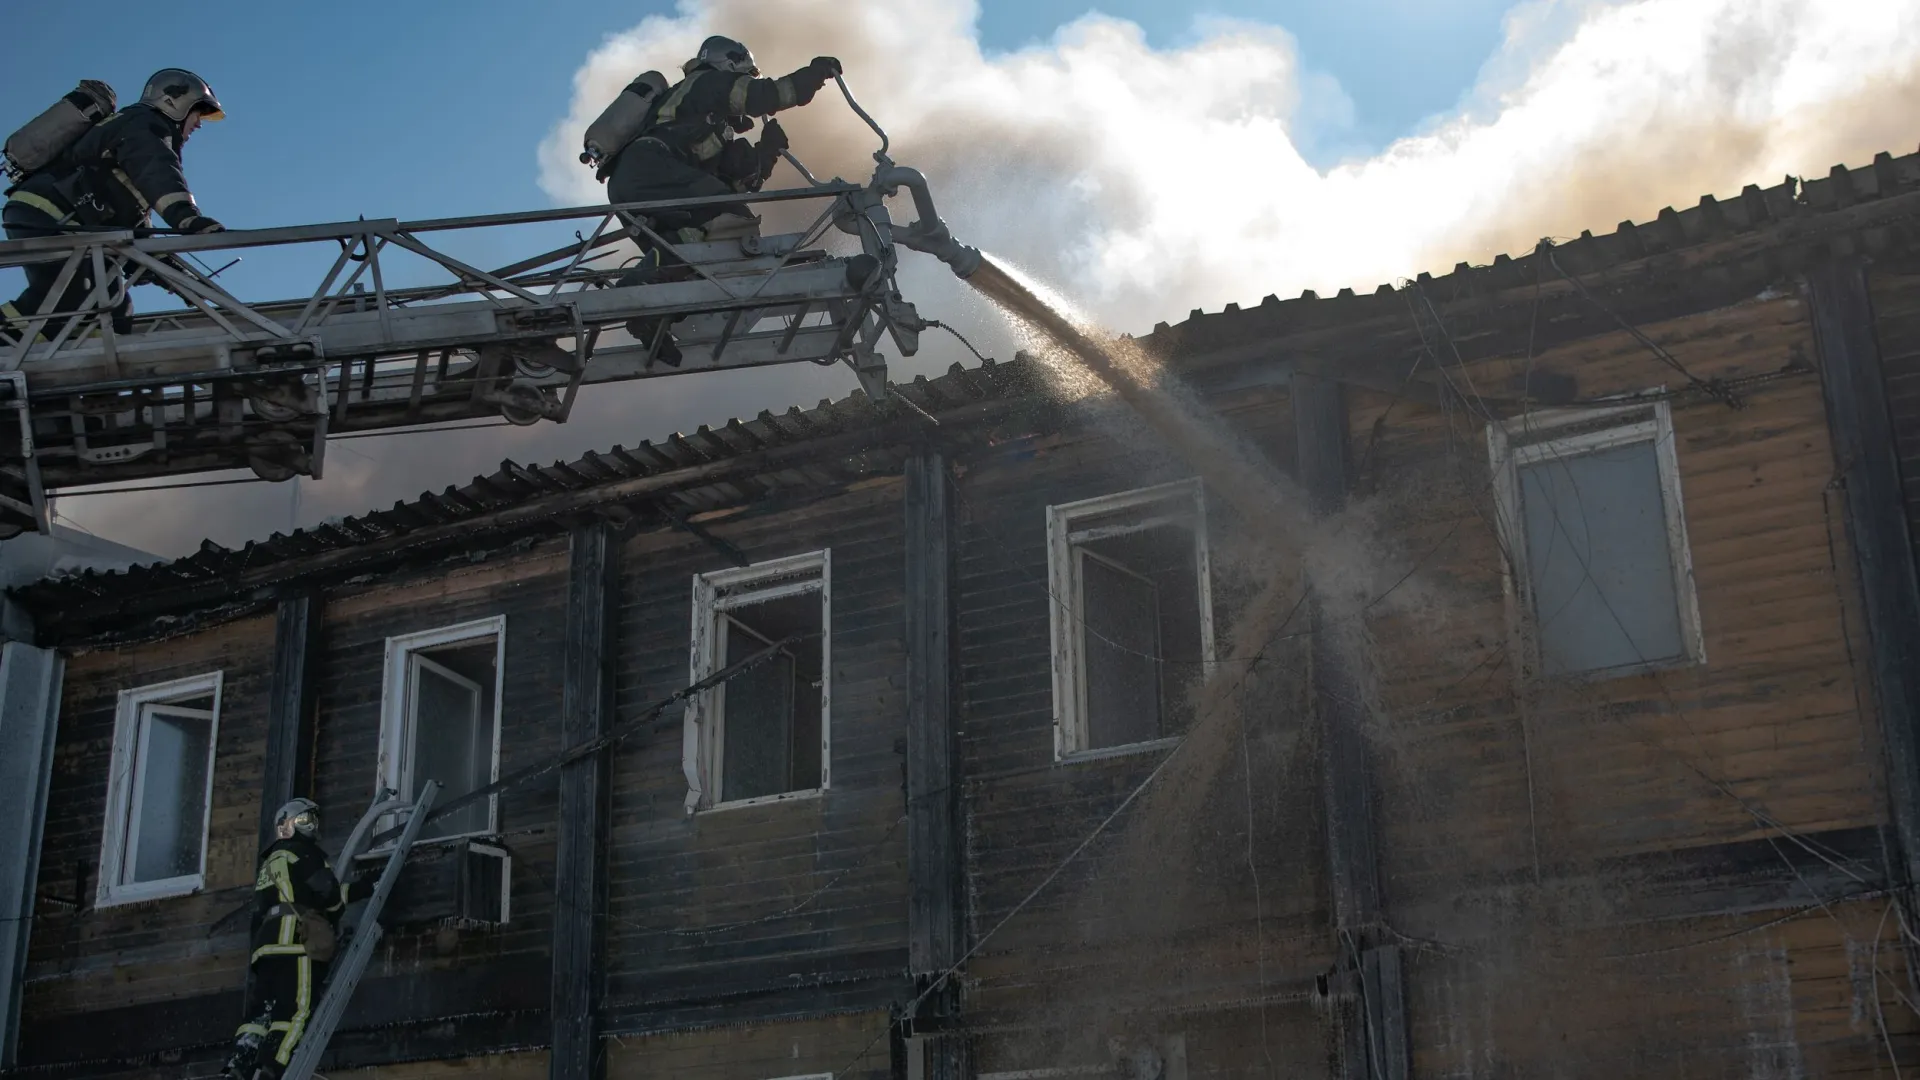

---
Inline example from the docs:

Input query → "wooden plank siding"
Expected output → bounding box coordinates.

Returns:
[951,403,1333,1043]
[14,543,579,1070]
[1407,896,1918,1077]
[600,478,914,1030]
[601,1010,893,1078]
[328,1050,551,1080]
[22,613,276,1021]
[1357,290,1907,1073]
[311,542,570,973]
[1362,292,1883,911]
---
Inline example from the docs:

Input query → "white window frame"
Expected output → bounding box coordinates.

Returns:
[1047,479,1215,761]
[465,841,513,925]
[376,616,507,843]
[684,549,831,813]
[96,670,224,908]
[1486,399,1705,680]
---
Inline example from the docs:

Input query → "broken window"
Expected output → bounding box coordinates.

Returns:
[1488,401,1704,678]
[97,671,223,907]
[379,617,504,841]
[685,551,829,811]
[1047,480,1215,758]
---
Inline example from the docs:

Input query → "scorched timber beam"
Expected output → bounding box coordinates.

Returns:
[1807,256,1920,887]
[1292,371,1409,1080]
[258,592,322,851]
[552,523,619,1080]
[903,452,966,1079]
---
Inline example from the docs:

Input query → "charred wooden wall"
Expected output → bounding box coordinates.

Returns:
[1877,271,1920,570]
[17,250,1920,1080]
[14,543,571,1074]
[21,614,276,1034]
[1351,289,1915,1075]
[951,396,1334,1061]
[600,477,913,1036]
[312,541,570,970]
[601,1010,893,1078]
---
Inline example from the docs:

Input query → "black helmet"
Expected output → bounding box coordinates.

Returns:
[141,68,224,124]
[274,798,320,840]
[686,35,758,77]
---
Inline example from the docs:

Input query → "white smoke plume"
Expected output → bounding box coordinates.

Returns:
[68,0,1920,555]
[541,0,1920,332]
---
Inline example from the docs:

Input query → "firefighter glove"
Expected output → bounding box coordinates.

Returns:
[810,57,843,77]
[758,118,789,155]
[178,214,225,235]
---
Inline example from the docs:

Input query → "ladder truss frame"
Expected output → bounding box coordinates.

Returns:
[0,177,929,534]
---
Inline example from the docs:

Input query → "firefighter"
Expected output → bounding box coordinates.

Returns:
[223,799,373,1080]
[1,68,225,347]
[606,37,841,363]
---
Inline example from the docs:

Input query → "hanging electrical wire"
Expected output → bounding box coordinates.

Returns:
[1540,242,1743,409]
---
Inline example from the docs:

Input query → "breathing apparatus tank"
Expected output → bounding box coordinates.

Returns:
[4,80,117,184]
[581,71,671,178]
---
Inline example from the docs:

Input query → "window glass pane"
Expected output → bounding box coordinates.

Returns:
[409,640,496,838]
[130,706,211,884]
[1080,553,1162,750]
[717,590,823,802]
[1519,439,1684,675]
[1074,521,1204,750]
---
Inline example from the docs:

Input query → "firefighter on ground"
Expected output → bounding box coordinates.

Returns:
[600,36,842,364]
[1,68,226,347]
[223,799,373,1080]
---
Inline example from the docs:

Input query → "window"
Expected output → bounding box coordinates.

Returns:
[378,617,504,842]
[97,671,222,907]
[1487,400,1704,678]
[1048,480,1215,759]
[685,550,829,811]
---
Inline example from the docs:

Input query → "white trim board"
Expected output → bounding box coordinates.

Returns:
[685,548,831,813]
[1486,399,1705,680]
[1045,479,1214,761]
[96,670,223,909]
[376,615,507,844]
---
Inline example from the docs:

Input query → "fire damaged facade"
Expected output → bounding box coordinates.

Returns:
[7,147,1920,1079]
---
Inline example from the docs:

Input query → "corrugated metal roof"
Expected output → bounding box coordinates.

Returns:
[15,357,1047,618]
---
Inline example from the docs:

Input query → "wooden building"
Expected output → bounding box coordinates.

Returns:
[8,146,1920,1079]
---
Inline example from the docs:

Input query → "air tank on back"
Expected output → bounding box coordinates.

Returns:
[3,80,116,182]
[580,71,671,177]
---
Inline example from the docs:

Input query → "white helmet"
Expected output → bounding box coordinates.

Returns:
[686,35,758,77]
[140,68,225,124]
[274,798,320,840]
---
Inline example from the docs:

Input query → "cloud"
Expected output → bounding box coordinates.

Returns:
[71,0,1920,556]
[541,0,1920,327]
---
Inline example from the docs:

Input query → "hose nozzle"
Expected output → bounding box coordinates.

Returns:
[872,164,983,278]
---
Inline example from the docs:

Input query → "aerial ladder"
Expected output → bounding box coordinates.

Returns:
[0,83,984,538]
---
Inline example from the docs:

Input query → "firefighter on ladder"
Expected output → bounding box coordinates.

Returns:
[1,69,226,347]
[223,799,374,1080]
[595,36,842,364]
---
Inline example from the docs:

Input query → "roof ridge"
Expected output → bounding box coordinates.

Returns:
[1154,145,1920,353]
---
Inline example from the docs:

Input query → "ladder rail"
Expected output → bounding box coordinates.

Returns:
[278,779,440,1080]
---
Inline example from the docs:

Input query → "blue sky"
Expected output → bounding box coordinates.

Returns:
[2,0,1521,552]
